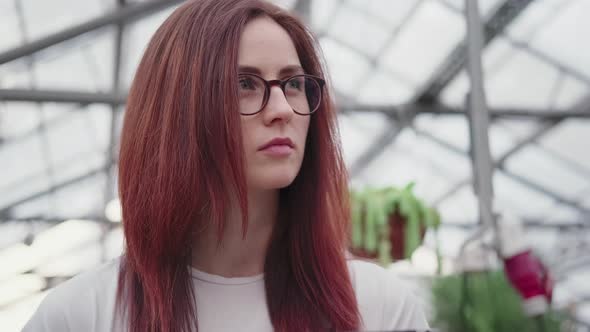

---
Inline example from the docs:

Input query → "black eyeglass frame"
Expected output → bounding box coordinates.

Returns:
[237,73,326,116]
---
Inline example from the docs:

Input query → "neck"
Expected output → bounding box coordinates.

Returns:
[191,188,278,277]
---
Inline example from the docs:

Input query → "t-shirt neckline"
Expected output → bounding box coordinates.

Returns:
[190,266,264,285]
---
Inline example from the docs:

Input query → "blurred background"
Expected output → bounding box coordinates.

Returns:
[0,0,589,331]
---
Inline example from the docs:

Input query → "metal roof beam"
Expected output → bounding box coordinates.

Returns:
[0,89,126,104]
[339,102,590,119]
[413,0,533,103]
[0,0,183,65]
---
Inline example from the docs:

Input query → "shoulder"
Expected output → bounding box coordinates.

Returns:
[22,257,121,332]
[347,259,430,331]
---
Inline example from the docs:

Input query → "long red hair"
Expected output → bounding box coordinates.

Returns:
[116,0,360,331]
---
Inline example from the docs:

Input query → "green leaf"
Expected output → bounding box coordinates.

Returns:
[424,207,441,229]
[384,188,399,215]
[350,190,363,248]
[374,193,388,227]
[404,208,421,258]
[431,271,565,332]
[364,191,378,252]
[377,222,391,266]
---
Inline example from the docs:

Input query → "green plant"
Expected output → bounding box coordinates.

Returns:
[432,271,565,332]
[350,182,441,265]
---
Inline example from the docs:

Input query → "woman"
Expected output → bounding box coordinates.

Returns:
[23,0,429,331]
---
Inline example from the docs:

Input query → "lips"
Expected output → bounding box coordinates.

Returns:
[258,137,295,151]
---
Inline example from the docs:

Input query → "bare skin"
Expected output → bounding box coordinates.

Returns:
[191,16,310,277]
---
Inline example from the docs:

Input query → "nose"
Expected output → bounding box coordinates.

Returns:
[262,85,293,125]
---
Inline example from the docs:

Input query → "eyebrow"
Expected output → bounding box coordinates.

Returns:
[238,65,305,77]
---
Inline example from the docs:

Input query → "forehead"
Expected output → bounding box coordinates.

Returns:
[238,16,301,76]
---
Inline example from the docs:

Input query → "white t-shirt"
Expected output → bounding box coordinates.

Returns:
[23,257,430,331]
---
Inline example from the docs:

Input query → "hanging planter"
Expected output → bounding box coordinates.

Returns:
[349,183,441,265]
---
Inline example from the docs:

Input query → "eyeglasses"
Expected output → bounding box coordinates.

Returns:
[237,73,325,116]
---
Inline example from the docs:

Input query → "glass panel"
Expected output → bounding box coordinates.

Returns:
[505,145,590,201]
[327,4,391,58]
[320,37,371,96]
[379,0,464,88]
[539,119,590,170]
[0,2,22,53]
[21,0,107,40]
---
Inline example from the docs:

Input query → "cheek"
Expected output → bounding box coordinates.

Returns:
[240,120,254,151]
[299,118,311,145]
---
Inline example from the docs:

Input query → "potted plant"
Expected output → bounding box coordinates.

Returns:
[349,182,441,265]
[431,271,567,332]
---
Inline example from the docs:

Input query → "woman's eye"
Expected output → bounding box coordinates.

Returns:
[287,78,302,90]
[239,78,255,90]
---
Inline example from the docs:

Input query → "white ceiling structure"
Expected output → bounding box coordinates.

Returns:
[0,0,589,330]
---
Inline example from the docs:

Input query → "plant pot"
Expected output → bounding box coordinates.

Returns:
[350,212,426,261]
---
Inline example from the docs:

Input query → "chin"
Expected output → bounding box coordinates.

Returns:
[250,168,299,190]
